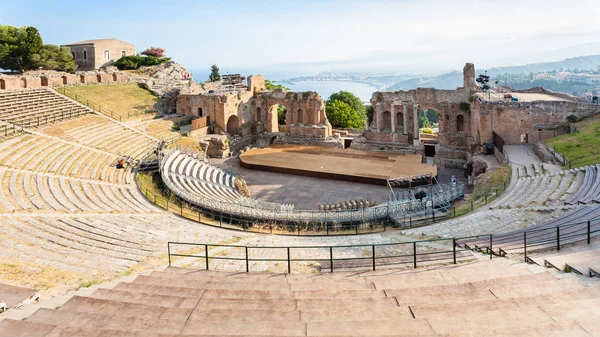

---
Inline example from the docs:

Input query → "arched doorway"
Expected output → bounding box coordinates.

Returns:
[96,74,102,83]
[226,115,239,135]
[268,104,287,132]
[20,78,27,88]
[396,112,404,131]
[456,115,464,132]
[80,75,85,84]
[112,73,118,82]
[40,77,49,87]
[382,111,391,130]
[0,79,5,90]
[62,76,68,85]
[297,109,303,124]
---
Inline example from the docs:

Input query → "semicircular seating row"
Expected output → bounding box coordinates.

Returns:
[162,150,242,203]
[467,165,600,253]
[491,168,583,209]
[566,164,600,205]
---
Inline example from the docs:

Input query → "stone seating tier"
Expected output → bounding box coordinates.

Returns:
[0,89,90,127]
[2,258,600,336]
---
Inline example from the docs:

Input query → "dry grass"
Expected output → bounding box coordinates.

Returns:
[451,164,511,218]
[0,258,88,290]
[170,137,203,154]
[65,83,158,118]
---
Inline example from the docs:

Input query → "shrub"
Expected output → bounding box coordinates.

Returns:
[468,95,476,103]
[459,102,471,112]
[171,125,180,131]
[422,128,433,134]
[566,114,582,123]
[113,55,171,70]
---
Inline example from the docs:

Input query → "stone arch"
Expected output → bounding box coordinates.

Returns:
[226,115,239,135]
[96,74,102,83]
[0,79,5,90]
[382,111,392,130]
[456,114,464,132]
[61,76,68,85]
[297,109,303,124]
[112,73,118,82]
[20,78,27,88]
[80,75,85,84]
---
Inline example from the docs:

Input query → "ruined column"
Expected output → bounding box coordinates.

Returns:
[403,104,408,134]
[413,104,419,140]
[376,103,382,132]
[391,104,396,133]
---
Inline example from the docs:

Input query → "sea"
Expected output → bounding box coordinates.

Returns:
[189,69,378,102]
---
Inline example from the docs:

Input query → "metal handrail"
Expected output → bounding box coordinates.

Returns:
[166,233,493,273]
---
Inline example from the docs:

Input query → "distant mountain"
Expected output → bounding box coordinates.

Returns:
[385,55,600,91]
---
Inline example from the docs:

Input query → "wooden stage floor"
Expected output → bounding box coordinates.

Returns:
[239,144,437,186]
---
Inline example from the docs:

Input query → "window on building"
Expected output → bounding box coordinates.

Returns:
[104,50,110,60]
[122,51,126,57]
[83,50,87,60]
[197,108,204,116]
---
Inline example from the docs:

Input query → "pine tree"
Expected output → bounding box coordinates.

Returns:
[209,64,221,82]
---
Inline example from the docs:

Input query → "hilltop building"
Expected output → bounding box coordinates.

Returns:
[62,38,135,71]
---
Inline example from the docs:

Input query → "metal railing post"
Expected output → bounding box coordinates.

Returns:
[452,238,456,264]
[205,244,209,270]
[523,232,527,262]
[167,242,171,266]
[413,242,417,268]
[588,221,591,245]
[372,245,376,271]
[245,247,249,272]
[329,246,333,272]
[557,227,560,251]
[287,247,291,273]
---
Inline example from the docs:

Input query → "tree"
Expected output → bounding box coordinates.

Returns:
[277,104,287,124]
[33,45,77,72]
[141,47,165,58]
[19,26,43,70]
[209,64,221,82]
[327,91,367,122]
[365,104,374,126]
[265,79,289,91]
[325,100,363,128]
[0,24,76,72]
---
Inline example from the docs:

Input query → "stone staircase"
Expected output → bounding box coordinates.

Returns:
[2,258,600,335]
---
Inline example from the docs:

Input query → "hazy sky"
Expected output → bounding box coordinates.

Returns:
[3,0,600,75]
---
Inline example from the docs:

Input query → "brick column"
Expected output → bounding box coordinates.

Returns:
[376,103,382,132]
[403,104,408,134]
[413,104,419,139]
[391,104,396,133]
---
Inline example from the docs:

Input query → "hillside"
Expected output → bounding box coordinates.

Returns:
[545,114,600,167]
[63,83,159,118]
[385,55,600,92]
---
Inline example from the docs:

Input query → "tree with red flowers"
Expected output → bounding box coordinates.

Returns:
[141,47,166,58]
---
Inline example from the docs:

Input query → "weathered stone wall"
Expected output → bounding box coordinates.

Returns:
[472,97,600,145]
[369,63,475,150]
[0,69,131,90]
[247,75,265,92]
[177,85,332,139]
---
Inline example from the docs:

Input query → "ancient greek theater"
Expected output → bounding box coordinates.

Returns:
[2,19,600,334]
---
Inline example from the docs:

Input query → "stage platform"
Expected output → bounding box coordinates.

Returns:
[239,144,437,186]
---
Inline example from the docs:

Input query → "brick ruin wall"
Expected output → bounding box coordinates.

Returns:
[177,85,332,140]
[473,98,600,145]
[0,69,131,90]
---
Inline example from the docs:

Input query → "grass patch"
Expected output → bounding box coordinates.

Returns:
[545,114,600,167]
[451,164,511,218]
[64,83,158,118]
